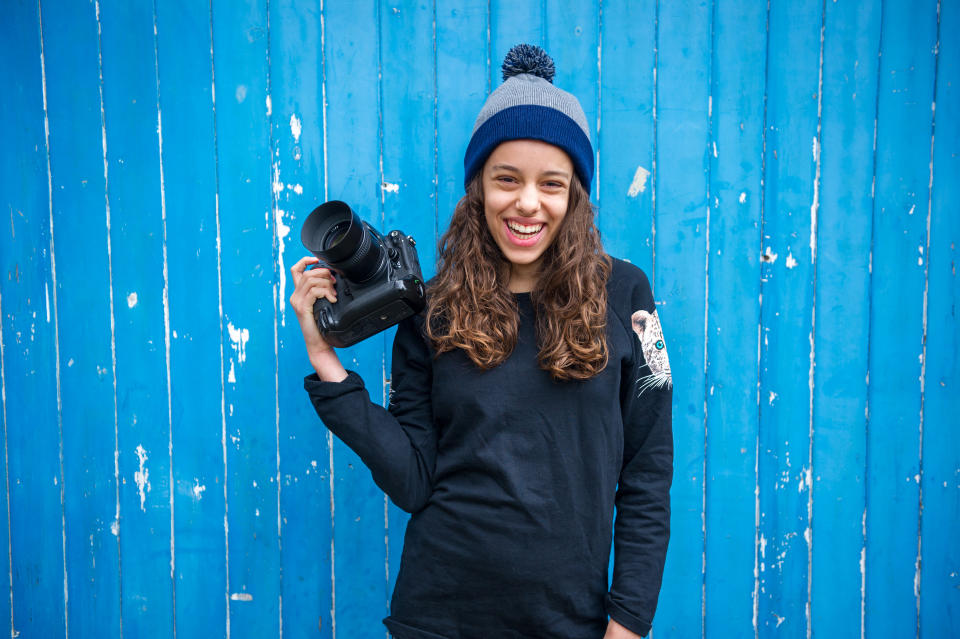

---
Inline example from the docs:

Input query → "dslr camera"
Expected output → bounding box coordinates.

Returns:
[300,200,426,348]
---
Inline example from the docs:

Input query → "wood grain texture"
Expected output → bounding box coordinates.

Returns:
[2,1,959,637]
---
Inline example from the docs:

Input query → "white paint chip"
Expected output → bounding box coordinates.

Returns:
[290,113,302,144]
[785,254,798,269]
[739,192,747,204]
[230,593,253,602]
[127,292,138,308]
[276,208,291,322]
[382,181,400,193]
[227,322,250,363]
[627,166,650,197]
[235,85,247,103]
[265,95,272,117]
[228,359,236,384]
[193,480,206,499]
[134,444,150,512]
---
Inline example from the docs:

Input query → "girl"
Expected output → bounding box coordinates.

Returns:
[290,44,672,639]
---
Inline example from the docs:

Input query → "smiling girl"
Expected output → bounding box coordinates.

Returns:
[290,45,673,639]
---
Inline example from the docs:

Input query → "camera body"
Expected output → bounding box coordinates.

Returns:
[301,201,426,348]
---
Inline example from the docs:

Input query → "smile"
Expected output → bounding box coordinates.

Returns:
[506,220,544,238]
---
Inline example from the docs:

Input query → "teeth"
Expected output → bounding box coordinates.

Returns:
[507,221,543,235]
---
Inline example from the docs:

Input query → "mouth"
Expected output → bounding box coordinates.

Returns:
[505,219,545,244]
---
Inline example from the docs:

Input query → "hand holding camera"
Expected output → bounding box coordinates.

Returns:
[291,201,427,378]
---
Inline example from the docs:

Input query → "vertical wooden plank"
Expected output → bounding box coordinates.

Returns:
[545,0,598,181]
[866,0,939,636]
[98,1,176,633]
[652,0,711,635]
[597,0,656,275]
[810,1,881,636]
[489,0,542,90]
[704,0,766,635]
[323,0,389,633]
[0,3,68,636]
[155,1,229,637]
[39,0,128,635]
[436,0,488,235]
[919,2,960,635]
[756,0,822,635]
[210,0,281,635]
[267,3,334,637]
[380,0,438,596]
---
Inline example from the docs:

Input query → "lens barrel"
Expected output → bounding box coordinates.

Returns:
[301,201,386,284]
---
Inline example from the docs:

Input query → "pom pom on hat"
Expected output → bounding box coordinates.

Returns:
[501,44,556,83]
[464,44,594,193]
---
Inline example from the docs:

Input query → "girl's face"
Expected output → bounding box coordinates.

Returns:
[481,139,573,291]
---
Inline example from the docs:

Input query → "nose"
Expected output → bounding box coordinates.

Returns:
[516,184,540,215]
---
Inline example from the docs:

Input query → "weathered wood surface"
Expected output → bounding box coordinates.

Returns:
[1,1,957,637]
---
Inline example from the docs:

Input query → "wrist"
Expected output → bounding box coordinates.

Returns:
[310,348,348,382]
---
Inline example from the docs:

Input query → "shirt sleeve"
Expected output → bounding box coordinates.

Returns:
[303,314,437,513]
[604,266,673,637]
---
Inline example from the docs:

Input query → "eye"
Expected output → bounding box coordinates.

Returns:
[655,340,664,350]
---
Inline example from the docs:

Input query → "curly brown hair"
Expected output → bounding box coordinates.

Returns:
[425,174,611,381]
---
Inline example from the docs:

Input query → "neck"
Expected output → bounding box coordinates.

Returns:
[508,262,539,293]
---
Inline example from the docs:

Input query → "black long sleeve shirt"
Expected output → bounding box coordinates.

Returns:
[304,259,672,638]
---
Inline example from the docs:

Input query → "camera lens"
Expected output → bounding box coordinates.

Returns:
[301,201,387,284]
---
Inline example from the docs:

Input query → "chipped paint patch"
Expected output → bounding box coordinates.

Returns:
[785,253,798,269]
[290,113,302,143]
[228,359,236,384]
[627,166,650,197]
[235,84,247,103]
[134,444,150,511]
[763,246,779,263]
[382,181,400,193]
[276,208,291,322]
[230,592,253,602]
[769,391,778,405]
[265,94,272,117]
[739,191,747,204]
[111,519,119,536]
[126,292,138,308]
[193,480,206,499]
[227,322,250,363]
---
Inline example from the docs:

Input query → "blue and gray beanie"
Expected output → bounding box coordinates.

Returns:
[463,44,594,193]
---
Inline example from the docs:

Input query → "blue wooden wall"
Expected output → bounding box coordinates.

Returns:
[1,0,958,637]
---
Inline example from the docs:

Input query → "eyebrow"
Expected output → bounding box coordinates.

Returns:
[489,164,572,179]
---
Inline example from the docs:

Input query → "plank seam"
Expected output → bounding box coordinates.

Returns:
[318,2,336,635]
[263,2,284,636]
[702,0,717,634]
[807,3,828,637]
[150,2,178,633]
[206,2,231,635]
[754,1,773,635]
[650,0,659,285]
[92,0,123,633]
[863,0,886,633]
[916,2,943,635]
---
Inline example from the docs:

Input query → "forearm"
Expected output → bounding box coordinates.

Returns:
[310,346,348,382]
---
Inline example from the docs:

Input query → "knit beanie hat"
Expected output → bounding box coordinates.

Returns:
[463,44,594,193]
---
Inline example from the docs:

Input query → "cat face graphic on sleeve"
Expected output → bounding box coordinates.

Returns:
[631,309,672,395]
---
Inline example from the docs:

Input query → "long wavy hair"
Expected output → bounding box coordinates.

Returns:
[425,173,612,381]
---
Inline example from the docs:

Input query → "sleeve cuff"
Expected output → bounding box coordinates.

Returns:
[605,593,652,637]
[303,370,365,399]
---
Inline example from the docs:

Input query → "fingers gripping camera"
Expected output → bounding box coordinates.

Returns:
[300,201,426,348]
